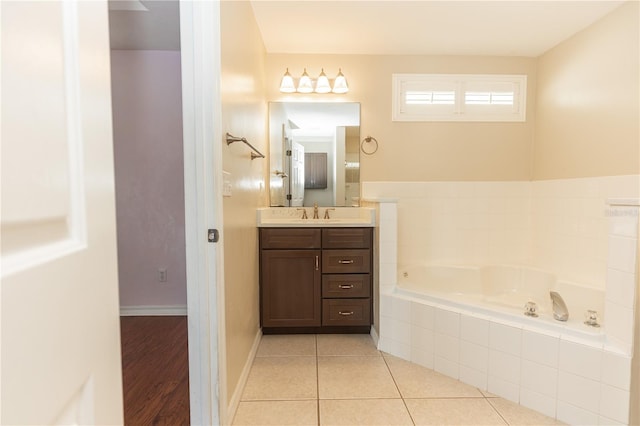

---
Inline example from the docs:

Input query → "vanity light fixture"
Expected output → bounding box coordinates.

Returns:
[278,68,349,94]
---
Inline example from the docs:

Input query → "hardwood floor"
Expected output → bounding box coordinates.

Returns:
[120,316,190,426]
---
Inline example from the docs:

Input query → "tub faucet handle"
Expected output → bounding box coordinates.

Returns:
[550,291,569,322]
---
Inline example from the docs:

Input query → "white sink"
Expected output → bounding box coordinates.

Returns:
[257,207,375,227]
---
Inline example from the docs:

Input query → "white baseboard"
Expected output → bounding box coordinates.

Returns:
[370,325,380,347]
[227,329,262,425]
[119,305,188,316]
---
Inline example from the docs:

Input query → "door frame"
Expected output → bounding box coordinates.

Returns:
[179,1,226,424]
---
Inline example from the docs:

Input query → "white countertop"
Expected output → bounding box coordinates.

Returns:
[257,207,376,227]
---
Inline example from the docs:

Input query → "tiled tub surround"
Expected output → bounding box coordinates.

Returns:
[362,176,639,425]
[396,264,606,341]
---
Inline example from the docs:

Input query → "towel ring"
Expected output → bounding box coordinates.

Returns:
[361,136,378,155]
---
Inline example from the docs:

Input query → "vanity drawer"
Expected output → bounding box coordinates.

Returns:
[322,249,370,274]
[322,299,371,326]
[322,274,370,298]
[322,228,372,249]
[260,228,321,249]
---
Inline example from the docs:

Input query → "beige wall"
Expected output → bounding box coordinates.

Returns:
[266,54,537,182]
[220,0,267,408]
[534,2,640,180]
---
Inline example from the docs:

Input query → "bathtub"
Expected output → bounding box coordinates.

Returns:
[395,264,605,340]
[377,263,614,421]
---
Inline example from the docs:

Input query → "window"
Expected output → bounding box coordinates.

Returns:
[392,74,527,122]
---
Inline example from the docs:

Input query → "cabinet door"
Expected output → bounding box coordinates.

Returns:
[261,249,321,327]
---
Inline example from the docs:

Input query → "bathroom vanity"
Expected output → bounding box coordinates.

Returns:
[259,226,373,334]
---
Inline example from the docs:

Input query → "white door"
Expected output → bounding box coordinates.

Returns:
[290,141,305,207]
[1,1,123,424]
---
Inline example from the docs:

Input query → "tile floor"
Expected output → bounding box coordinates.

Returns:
[232,334,564,425]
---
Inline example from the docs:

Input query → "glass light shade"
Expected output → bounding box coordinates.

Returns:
[315,69,331,94]
[332,68,349,94]
[279,68,296,93]
[297,68,314,93]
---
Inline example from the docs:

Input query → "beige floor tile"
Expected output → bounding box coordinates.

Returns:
[256,334,317,357]
[384,354,483,398]
[319,399,413,425]
[318,356,400,399]
[317,334,380,356]
[406,398,507,425]
[241,357,317,401]
[488,398,563,425]
[232,400,318,425]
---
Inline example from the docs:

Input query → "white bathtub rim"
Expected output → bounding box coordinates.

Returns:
[389,285,606,349]
[396,263,606,328]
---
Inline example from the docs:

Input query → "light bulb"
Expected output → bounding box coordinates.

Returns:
[279,68,296,93]
[315,69,331,94]
[297,68,313,93]
[332,68,349,94]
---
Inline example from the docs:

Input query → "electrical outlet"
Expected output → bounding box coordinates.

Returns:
[158,268,167,282]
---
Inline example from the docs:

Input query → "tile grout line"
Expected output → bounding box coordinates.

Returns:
[381,353,417,426]
[485,395,510,426]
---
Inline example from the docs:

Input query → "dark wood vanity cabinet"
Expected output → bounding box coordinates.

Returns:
[259,227,373,333]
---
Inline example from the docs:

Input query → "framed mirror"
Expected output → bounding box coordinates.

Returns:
[269,102,360,207]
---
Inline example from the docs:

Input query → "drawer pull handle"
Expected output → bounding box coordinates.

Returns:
[338,259,354,264]
[338,311,354,316]
[315,255,319,270]
[339,284,354,289]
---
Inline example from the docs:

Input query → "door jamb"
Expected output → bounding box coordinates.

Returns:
[179,1,227,424]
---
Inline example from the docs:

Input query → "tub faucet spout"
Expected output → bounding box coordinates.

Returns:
[550,291,569,322]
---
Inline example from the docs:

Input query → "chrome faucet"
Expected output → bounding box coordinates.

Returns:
[550,291,569,321]
[313,202,319,219]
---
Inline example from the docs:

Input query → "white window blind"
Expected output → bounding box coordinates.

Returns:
[393,74,527,122]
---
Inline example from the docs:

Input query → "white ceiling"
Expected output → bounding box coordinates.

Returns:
[109,0,624,57]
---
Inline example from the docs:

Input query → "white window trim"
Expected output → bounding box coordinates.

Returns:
[392,73,527,122]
